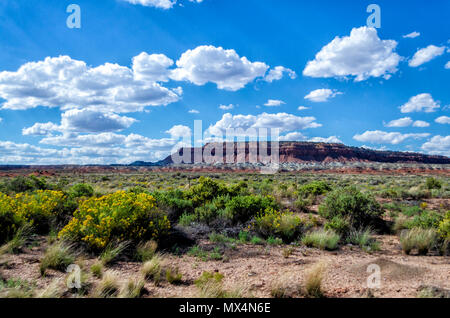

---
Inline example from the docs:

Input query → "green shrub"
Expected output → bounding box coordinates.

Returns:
[224,195,279,224]
[298,181,331,197]
[319,186,383,229]
[404,210,443,229]
[345,228,379,251]
[253,208,303,241]
[438,211,450,240]
[324,216,351,237]
[178,213,197,226]
[69,183,94,198]
[302,230,340,250]
[426,177,442,190]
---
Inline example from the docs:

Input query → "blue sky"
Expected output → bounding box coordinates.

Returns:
[0,0,449,164]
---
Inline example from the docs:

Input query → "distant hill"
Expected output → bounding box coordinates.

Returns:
[130,141,450,166]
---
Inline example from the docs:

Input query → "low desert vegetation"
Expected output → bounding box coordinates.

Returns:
[0,172,448,298]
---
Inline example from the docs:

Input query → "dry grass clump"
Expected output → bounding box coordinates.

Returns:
[400,228,437,255]
[119,277,146,298]
[90,260,104,279]
[100,241,129,266]
[135,240,158,262]
[270,273,299,298]
[40,242,76,276]
[93,271,121,298]
[303,261,327,298]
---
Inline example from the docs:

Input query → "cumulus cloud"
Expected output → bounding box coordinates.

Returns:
[170,45,269,91]
[435,116,450,124]
[384,117,429,128]
[445,61,450,69]
[408,45,446,67]
[303,26,401,81]
[412,120,430,127]
[297,106,309,110]
[264,66,297,82]
[264,99,285,107]
[188,109,199,114]
[219,104,234,110]
[23,109,137,136]
[421,135,450,156]
[400,93,440,113]
[353,130,429,145]
[403,31,420,39]
[166,125,191,138]
[132,52,174,82]
[304,89,342,102]
[278,132,306,141]
[0,55,182,113]
[206,112,321,136]
[309,136,342,143]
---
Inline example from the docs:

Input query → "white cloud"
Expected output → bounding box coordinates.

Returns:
[421,135,450,156]
[264,99,285,107]
[403,31,420,39]
[170,45,269,91]
[188,109,199,114]
[132,52,174,82]
[309,136,342,143]
[409,45,446,67]
[353,130,429,145]
[304,89,342,102]
[0,55,182,113]
[298,106,309,110]
[384,117,413,127]
[207,112,321,136]
[412,120,430,127]
[384,117,430,128]
[264,66,297,82]
[166,125,191,138]
[303,26,401,81]
[23,109,137,136]
[400,93,440,113]
[435,116,450,124]
[278,132,306,141]
[123,0,176,9]
[219,104,234,110]
[445,61,450,69]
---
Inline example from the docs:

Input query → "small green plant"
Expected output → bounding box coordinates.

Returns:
[267,236,283,245]
[250,236,264,245]
[194,271,229,298]
[119,278,145,298]
[165,266,183,285]
[90,260,104,279]
[100,242,129,266]
[40,242,76,276]
[0,224,33,255]
[302,230,340,250]
[141,255,164,284]
[425,177,442,190]
[135,240,158,262]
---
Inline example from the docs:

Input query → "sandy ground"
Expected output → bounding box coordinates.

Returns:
[0,234,448,298]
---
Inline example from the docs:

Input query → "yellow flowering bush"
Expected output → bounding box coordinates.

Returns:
[0,192,24,243]
[0,190,70,238]
[438,211,450,240]
[58,191,170,250]
[14,190,69,233]
[253,208,303,242]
